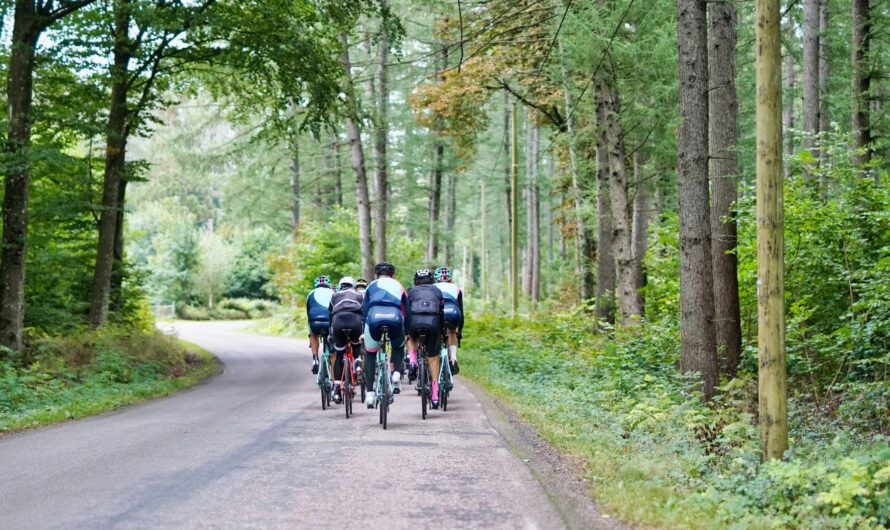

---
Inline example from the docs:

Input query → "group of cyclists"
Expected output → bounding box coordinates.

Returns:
[305,262,464,412]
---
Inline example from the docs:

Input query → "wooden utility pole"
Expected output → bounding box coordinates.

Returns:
[756,0,787,461]
[511,103,519,315]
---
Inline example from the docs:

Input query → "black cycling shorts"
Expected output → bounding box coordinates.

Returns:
[331,311,362,352]
[408,314,441,357]
[443,304,461,330]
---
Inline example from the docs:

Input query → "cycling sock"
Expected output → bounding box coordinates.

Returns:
[431,380,439,400]
[408,349,417,365]
[448,345,457,362]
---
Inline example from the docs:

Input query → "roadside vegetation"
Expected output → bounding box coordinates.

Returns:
[0,325,216,434]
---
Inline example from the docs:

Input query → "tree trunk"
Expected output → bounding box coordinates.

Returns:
[523,116,534,297]
[600,75,641,325]
[290,138,300,233]
[374,17,389,263]
[503,92,512,239]
[510,103,519,314]
[0,4,40,351]
[677,0,718,400]
[444,171,456,265]
[851,0,871,166]
[426,141,443,264]
[340,32,374,279]
[333,132,343,207]
[559,38,590,300]
[708,0,743,376]
[109,178,128,312]
[89,0,132,328]
[818,0,830,138]
[783,46,795,178]
[631,153,648,313]
[802,0,820,155]
[755,0,787,461]
[594,84,615,323]
[528,120,541,303]
[481,182,488,307]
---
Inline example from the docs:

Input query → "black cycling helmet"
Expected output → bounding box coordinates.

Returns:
[356,278,368,289]
[374,262,395,277]
[414,269,433,285]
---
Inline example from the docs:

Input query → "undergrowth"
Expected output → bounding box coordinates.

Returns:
[0,327,217,433]
[463,312,890,529]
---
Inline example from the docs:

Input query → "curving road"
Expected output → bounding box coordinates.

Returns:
[0,321,569,529]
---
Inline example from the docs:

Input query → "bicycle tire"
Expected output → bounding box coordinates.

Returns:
[421,357,428,420]
[319,361,328,410]
[440,361,451,412]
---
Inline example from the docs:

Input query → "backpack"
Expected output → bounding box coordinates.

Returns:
[409,285,441,316]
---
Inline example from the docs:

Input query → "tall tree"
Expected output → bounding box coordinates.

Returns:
[426,44,447,264]
[1,0,97,351]
[708,0,742,374]
[851,0,871,166]
[374,15,389,262]
[594,91,615,323]
[755,0,787,461]
[783,40,795,178]
[802,0,821,155]
[818,0,830,138]
[677,0,718,399]
[631,153,649,312]
[290,136,300,232]
[600,75,642,324]
[340,32,374,279]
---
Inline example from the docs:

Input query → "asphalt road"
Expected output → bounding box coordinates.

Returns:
[0,321,568,529]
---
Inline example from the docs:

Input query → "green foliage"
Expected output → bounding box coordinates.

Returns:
[269,208,361,306]
[0,328,216,433]
[178,298,281,321]
[464,312,890,529]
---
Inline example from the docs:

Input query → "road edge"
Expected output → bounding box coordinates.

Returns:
[462,378,631,530]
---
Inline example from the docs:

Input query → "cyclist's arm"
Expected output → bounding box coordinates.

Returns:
[457,290,464,334]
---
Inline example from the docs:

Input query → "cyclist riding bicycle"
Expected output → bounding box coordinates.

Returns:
[307,275,335,374]
[406,269,445,408]
[362,262,408,408]
[328,276,364,404]
[434,266,463,374]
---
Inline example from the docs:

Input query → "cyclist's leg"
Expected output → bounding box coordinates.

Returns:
[389,319,406,379]
[363,321,381,405]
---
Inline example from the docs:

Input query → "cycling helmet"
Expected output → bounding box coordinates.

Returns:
[434,266,452,282]
[338,276,356,290]
[414,269,433,285]
[314,275,332,289]
[356,278,368,289]
[374,262,395,277]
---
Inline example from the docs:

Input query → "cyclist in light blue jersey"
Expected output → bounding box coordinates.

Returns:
[306,275,334,374]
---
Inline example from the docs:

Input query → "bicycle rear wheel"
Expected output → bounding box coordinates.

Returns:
[420,356,428,420]
[440,361,451,412]
[319,361,329,410]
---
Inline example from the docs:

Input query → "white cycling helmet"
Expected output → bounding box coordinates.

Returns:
[338,276,356,289]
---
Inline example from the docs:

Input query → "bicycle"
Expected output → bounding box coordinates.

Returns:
[373,327,393,429]
[416,332,432,419]
[316,331,333,410]
[437,339,454,412]
[339,329,357,418]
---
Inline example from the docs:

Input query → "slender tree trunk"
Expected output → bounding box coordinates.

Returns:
[0,5,40,351]
[290,138,300,233]
[109,178,128,312]
[333,132,343,207]
[631,153,648,313]
[374,17,389,263]
[559,38,590,300]
[851,0,871,167]
[528,121,541,303]
[426,46,448,264]
[756,0,787,461]
[523,117,534,297]
[818,0,830,138]
[510,104,519,315]
[89,0,132,328]
[594,97,616,323]
[340,33,373,279]
[444,171,456,265]
[503,92,512,236]
[481,182,488,307]
[802,0,820,155]
[783,47,795,178]
[677,0,718,400]
[708,0,743,375]
[599,76,641,324]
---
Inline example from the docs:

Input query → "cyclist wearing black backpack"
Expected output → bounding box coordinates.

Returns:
[405,269,445,408]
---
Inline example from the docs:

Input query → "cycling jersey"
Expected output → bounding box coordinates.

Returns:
[306,286,334,334]
[434,281,464,333]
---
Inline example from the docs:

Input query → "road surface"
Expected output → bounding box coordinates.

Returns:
[0,321,570,529]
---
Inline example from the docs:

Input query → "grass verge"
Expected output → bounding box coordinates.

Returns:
[0,329,218,435]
